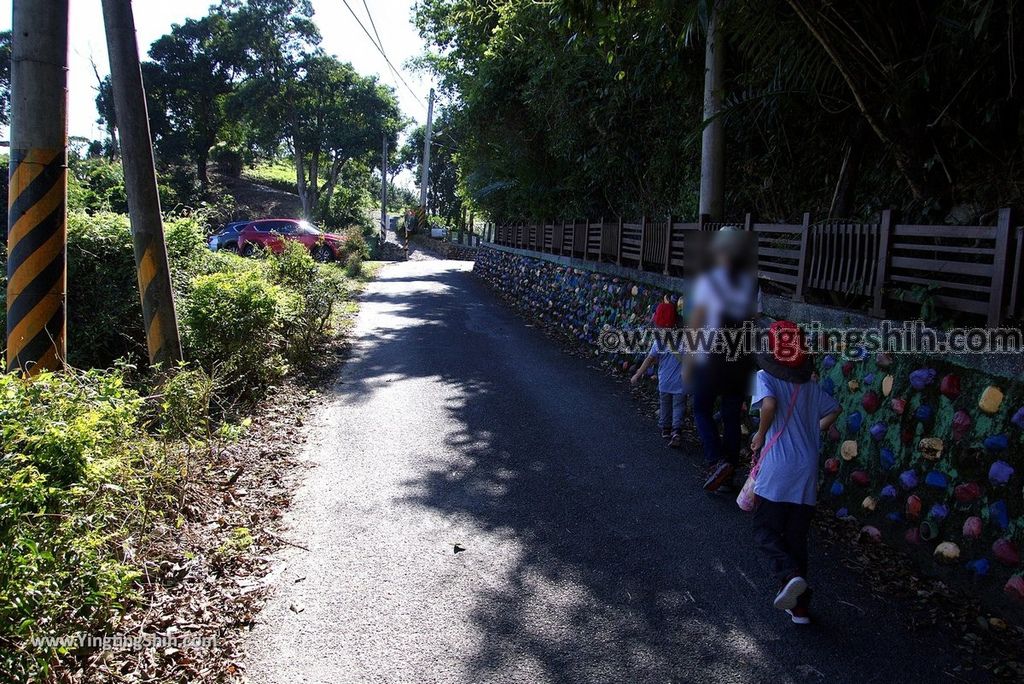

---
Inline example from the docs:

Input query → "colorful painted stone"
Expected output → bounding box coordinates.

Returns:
[880,448,896,470]
[891,398,907,415]
[836,507,849,518]
[966,559,989,576]
[919,519,939,541]
[963,516,983,539]
[918,437,943,461]
[939,374,961,399]
[901,471,919,491]
[848,380,860,392]
[952,410,972,442]
[978,386,1004,414]
[915,404,933,421]
[631,285,638,296]
[822,354,836,371]
[841,440,858,461]
[929,503,949,521]
[1012,406,1024,429]
[887,511,903,522]
[824,457,840,475]
[851,470,871,487]
[876,352,894,368]
[828,424,840,442]
[862,391,881,414]
[847,412,863,432]
[1005,576,1024,602]
[906,493,922,518]
[881,485,897,498]
[909,368,937,390]
[864,373,875,385]
[993,539,1021,566]
[830,481,844,496]
[934,542,960,562]
[862,496,878,511]
[954,482,982,503]
[882,375,894,397]
[842,361,855,378]
[860,526,882,543]
[984,434,1009,452]
[925,471,949,489]
[870,422,887,441]
[821,377,835,395]
[988,460,1014,486]
[990,500,1009,530]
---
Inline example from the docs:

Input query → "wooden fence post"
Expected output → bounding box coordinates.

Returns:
[1010,225,1023,319]
[616,216,623,266]
[663,213,673,275]
[988,208,1014,327]
[743,212,753,231]
[794,212,812,302]
[597,216,604,262]
[871,209,894,317]
[638,215,647,272]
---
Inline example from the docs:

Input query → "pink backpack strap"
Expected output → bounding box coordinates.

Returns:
[750,383,802,478]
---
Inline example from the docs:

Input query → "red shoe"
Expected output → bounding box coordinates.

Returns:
[703,461,735,492]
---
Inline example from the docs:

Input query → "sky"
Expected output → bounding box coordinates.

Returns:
[0,0,435,157]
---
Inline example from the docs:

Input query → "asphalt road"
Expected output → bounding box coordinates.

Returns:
[243,255,959,683]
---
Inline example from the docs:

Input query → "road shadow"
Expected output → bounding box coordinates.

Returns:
[328,259,962,683]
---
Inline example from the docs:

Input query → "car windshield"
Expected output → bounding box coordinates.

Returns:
[296,221,320,236]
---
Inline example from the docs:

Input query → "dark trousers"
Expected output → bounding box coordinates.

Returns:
[692,363,744,466]
[753,498,814,586]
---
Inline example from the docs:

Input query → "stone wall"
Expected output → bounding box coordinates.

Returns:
[474,244,1024,603]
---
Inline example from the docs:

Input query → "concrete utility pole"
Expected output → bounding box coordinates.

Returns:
[101,0,183,366]
[381,133,388,242]
[417,88,435,234]
[698,0,726,220]
[6,0,69,374]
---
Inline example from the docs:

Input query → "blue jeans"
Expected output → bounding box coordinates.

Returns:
[659,392,686,430]
[693,363,744,466]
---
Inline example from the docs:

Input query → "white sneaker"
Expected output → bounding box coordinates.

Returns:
[786,608,812,625]
[773,576,808,610]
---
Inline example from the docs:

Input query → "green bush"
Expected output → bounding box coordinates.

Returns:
[65,212,146,367]
[181,269,291,396]
[0,368,148,681]
[267,241,348,366]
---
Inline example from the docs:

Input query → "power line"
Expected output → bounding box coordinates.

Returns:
[338,0,426,111]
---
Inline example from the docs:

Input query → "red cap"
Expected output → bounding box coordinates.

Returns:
[653,301,677,328]
[766,320,806,367]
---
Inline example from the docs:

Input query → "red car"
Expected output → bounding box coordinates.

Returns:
[236,218,347,262]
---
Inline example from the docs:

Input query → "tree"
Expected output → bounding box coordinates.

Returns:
[415,0,1024,222]
[238,52,401,219]
[144,10,241,187]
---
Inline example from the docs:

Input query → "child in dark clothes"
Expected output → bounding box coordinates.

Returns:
[749,321,841,624]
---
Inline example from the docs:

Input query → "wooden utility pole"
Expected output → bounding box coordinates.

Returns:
[6,0,69,374]
[101,0,182,366]
[381,133,388,242]
[417,88,435,234]
[698,0,725,220]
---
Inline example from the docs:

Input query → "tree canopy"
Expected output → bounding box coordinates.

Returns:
[414,0,1023,223]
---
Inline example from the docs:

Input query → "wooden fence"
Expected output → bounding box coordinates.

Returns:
[482,211,1024,326]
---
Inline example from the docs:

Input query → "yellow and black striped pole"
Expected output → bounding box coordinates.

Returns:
[6,1,69,374]
[102,0,182,366]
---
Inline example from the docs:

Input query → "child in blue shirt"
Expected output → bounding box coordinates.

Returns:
[749,321,840,625]
[631,299,688,448]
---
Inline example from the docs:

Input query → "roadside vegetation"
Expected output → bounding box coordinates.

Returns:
[0,159,377,681]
